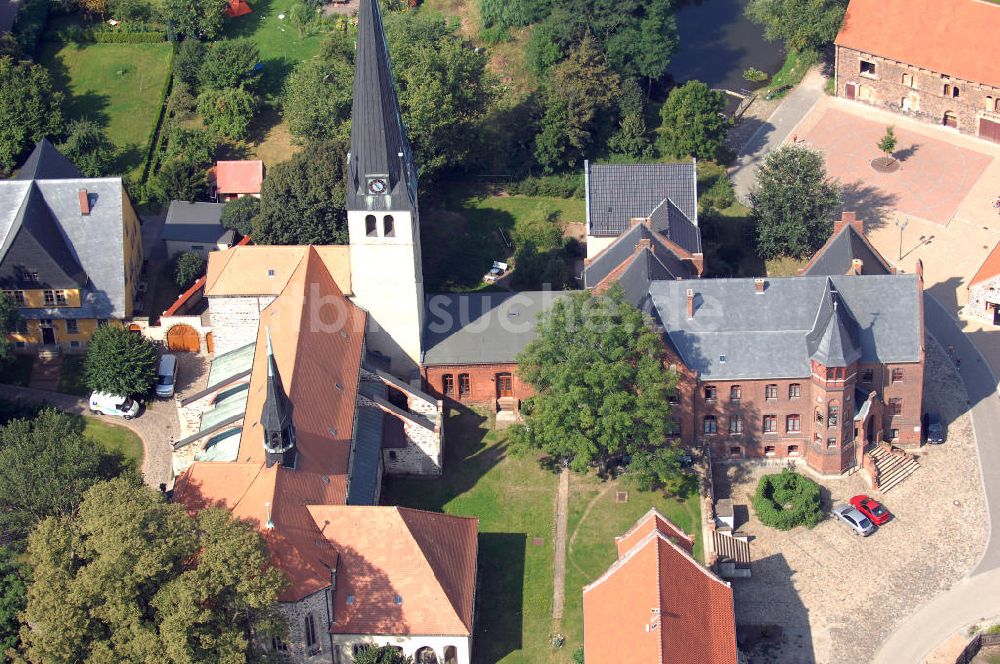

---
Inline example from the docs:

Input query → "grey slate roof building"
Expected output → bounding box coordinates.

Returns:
[162,201,234,245]
[422,291,572,365]
[585,160,698,243]
[0,141,138,320]
[346,0,417,213]
[648,274,922,380]
[802,219,893,277]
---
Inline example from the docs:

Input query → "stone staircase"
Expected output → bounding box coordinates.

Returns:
[867,444,920,493]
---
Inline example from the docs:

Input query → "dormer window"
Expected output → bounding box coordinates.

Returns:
[21,271,39,283]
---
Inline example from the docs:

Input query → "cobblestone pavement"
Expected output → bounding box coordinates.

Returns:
[715,337,987,664]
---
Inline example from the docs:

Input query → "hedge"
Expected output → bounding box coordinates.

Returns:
[751,470,824,530]
[45,25,166,43]
[505,173,585,199]
[138,45,176,191]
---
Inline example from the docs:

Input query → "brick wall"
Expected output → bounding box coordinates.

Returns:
[836,46,1000,138]
[421,363,534,407]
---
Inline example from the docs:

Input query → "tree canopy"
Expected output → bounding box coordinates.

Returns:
[0,409,129,544]
[283,32,354,144]
[658,80,728,160]
[150,157,208,203]
[0,546,24,657]
[750,146,841,259]
[18,477,286,663]
[354,645,413,664]
[511,285,677,473]
[174,251,207,289]
[197,85,257,140]
[199,38,261,90]
[84,324,159,397]
[0,57,64,174]
[253,139,349,245]
[745,0,847,52]
[60,119,118,178]
[163,0,228,40]
[220,196,259,237]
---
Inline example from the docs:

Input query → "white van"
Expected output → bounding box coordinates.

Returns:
[89,392,140,419]
[156,354,178,398]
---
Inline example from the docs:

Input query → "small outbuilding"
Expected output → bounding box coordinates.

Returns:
[162,201,234,257]
[210,160,264,202]
[967,241,1000,326]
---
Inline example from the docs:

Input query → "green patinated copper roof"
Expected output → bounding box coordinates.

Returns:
[207,342,255,388]
[200,383,250,432]
[194,427,243,462]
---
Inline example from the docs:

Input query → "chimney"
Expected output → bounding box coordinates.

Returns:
[754,278,766,294]
[635,238,652,254]
[686,288,694,318]
[78,189,90,215]
[850,258,863,275]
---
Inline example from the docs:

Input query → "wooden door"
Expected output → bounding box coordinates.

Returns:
[944,112,958,128]
[980,117,1000,144]
[206,331,214,354]
[41,326,55,345]
[496,372,513,398]
[166,324,200,352]
[844,82,856,100]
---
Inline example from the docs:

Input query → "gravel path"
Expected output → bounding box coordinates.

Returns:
[552,466,570,625]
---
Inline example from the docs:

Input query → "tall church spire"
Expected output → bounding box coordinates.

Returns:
[261,328,297,469]
[347,0,416,213]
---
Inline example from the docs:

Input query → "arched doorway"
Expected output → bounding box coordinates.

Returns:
[444,645,458,664]
[415,647,439,664]
[943,111,958,128]
[206,331,214,354]
[166,324,200,352]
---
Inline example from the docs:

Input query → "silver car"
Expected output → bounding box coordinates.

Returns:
[832,504,876,536]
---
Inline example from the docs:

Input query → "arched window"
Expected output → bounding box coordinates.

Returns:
[943,83,951,96]
[986,96,994,111]
[995,98,1000,113]
[383,214,395,237]
[952,86,960,98]
[828,401,839,428]
[365,214,377,237]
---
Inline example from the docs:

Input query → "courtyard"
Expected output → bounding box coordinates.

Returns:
[717,337,986,664]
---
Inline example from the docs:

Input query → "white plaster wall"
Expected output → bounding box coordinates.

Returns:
[586,234,618,259]
[165,239,232,258]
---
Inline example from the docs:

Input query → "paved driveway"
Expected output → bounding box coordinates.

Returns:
[718,337,986,664]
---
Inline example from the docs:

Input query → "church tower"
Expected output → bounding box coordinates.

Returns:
[346,0,424,377]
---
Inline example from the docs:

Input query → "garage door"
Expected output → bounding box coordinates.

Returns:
[166,324,200,352]
[980,117,1000,144]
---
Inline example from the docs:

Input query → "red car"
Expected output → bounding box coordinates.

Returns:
[850,495,892,526]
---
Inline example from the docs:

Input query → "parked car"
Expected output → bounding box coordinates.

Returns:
[483,261,509,284]
[89,392,140,419]
[850,494,892,526]
[156,354,178,398]
[832,504,876,536]
[924,411,945,444]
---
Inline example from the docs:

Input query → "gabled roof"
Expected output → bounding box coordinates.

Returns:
[584,512,737,664]
[205,245,352,296]
[649,274,922,379]
[585,161,697,237]
[421,291,573,366]
[835,0,1000,89]
[346,0,416,213]
[0,184,87,289]
[615,507,695,557]
[16,139,84,180]
[306,505,478,636]
[213,160,263,195]
[802,218,892,277]
[970,241,1000,288]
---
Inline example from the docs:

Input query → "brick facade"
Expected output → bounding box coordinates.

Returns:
[421,363,535,409]
[836,46,1000,139]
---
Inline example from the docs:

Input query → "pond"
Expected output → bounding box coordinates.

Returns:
[669,0,786,95]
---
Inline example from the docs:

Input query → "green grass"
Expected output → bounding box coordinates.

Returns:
[766,49,819,97]
[58,355,89,397]
[38,41,173,175]
[83,416,144,472]
[382,407,563,664]
[422,184,585,291]
[559,473,702,654]
[0,355,34,387]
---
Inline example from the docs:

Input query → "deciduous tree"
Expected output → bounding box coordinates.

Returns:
[746,0,847,52]
[174,251,206,289]
[877,125,897,164]
[84,324,159,397]
[0,57,64,173]
[19,478,286,663]
[59,119,118,177]
[197,85,257,140]
[221,195,259,236]
[511,285,677,473]
[283,47,353,143]
[0,546,25,656]
[658,80,728,160]
[199,38,260,90]
[0,292,20,362]
[164,0,228,40]
[151,157,208,202]
[354,645,413,664]
[750,145,841,259]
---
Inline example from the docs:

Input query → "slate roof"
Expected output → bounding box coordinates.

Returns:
[585,161,697,238]
[422,291,573,366]
[802,222,892,277]
[346,0,417,213]
[649,274,922,380]
[0,184,87,289]
[583,511,738,664]
[162,201,234,245]
[836,0,1000,89]
[0,142,134,318]
[806,280,863,368]
[584,223,697,303]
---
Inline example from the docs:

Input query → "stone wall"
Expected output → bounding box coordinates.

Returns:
[836,46,1000,138]
[966,276,1000,325]
[329,634,471,664]
[207,294,275,355]
[272,589,336,663]
[360,368,444,476]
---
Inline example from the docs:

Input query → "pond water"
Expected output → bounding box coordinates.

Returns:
[669,0,786,95]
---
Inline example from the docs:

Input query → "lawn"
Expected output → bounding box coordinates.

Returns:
[83,416,144,472]
[0,355,34,387]
[559,473,703,655]
[38,41,173,175]
[381,407,562,664]
[766,49,819,97]
[58,355,89,397]
[422,185,585,291]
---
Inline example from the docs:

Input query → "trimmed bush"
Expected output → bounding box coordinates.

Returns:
[751,470,823,530]
[506,173,585,198]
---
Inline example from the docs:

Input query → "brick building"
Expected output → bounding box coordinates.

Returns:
[834,0,1000,143]
[650,269,925,475]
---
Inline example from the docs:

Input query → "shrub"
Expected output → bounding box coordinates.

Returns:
[479,0,535,29]
[752,470,824,530]
[478,25,511,44]
[506,173,584,198]
[173,251,206,288]
[743,66,769,83]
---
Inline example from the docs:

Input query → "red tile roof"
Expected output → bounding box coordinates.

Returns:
[615,507,694,557]
[835,0,1000,88]
[584,510,737,664]
[970,241,1000,287]
[214,160,264,195]
[307,506,478,636]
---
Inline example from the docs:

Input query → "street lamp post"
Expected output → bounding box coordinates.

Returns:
[894,217,909,261]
